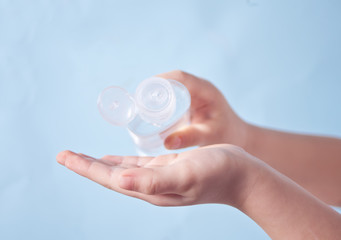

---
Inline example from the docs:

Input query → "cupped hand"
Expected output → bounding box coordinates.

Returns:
[157,71,249,150]
[56,144,262,207]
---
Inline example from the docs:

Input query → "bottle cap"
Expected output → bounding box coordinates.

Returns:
[97,77,175,126]
[135,77,175,125]
[97,86,137,126]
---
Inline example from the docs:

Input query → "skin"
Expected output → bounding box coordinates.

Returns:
[160,70,341,206]
[56,145,341,239]
[57,145,255,207]
[57,70,341,239]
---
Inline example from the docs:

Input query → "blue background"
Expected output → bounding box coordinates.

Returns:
[1,0,341,239]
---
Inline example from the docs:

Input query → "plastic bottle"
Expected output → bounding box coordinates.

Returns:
[97,77,191,155]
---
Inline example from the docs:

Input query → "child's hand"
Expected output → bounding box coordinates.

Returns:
[158,70,249,150]
[56,144,261,207]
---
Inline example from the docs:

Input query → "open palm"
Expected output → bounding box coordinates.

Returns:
[57,144,252,207]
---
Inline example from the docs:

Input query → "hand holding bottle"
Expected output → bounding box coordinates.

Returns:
[98,75,191,155]
[158,71,249,150]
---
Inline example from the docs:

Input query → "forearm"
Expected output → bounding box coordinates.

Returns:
[244,124,341,205]
[238,163,341,240]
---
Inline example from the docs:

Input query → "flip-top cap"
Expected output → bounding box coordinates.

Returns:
[97,86,136,126]
[135,77,175,125]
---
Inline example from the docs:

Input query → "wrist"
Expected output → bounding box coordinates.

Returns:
[236,160,273,212]
[235,158,341,239]
[242,122,263,155]
[218,146,268,209]
[224,117,253,150]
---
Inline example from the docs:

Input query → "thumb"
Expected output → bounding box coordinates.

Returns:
[164,124,208,149]
[118,167,179,195]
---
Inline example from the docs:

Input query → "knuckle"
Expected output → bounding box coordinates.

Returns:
[63,150,73,156]
[149,198,165,206]
[172,70,189,79]
[179,166,196,193]
[221,143,245,152]
[186,131,197,147]
[87,161,98,178]
[230,144,246,153]
[142,171,157,195]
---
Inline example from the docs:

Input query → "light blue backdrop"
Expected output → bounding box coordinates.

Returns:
[1,1,340,239]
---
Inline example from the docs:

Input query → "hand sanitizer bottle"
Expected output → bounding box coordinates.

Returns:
[97,77,191,155]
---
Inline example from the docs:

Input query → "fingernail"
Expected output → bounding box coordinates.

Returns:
[119,175,134,190]
[169,136,182,149]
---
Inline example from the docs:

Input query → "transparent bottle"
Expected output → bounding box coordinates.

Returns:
[97,77,191,155]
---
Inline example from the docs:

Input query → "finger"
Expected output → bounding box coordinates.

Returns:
[72,153,136,169]
[155,70,205,97]
[73,153,137,169]
[143,194,185,206]
[78,153,96,159]
[56,150,71,165]
[118,166,183,195]
[101,153,179,167]
[57,151,189,206]
[101,155,154,167]
[57,151,163,200]
[57,150,121,188]
[164,124,209,149]
[155,70,218,110]
[144,153,179,167]
[57,151,148,196]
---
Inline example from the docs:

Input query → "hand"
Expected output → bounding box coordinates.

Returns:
[157,70,249,150]
[56,145,341,239]
[56,144,262,207]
